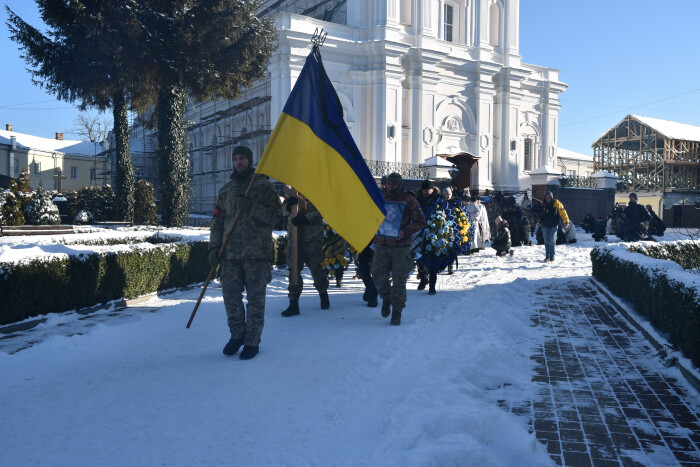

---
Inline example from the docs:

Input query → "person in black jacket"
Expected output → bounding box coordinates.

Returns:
[538,191,570,262]
[621,193,651,241]
[582,213,596,233]
[491,216,512,257]
[646,205,666,236]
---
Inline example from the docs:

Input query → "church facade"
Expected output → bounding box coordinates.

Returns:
[182,0,567,215]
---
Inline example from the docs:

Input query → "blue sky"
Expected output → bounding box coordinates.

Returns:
[2,1,700,157]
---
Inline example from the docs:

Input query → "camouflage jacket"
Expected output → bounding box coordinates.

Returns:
[373,189,426,248]
[209,171,282,261]
[283,197,324,244]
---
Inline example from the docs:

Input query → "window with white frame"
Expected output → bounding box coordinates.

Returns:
[71,166,78,179]
[90,167,97,181]
[443,4,454,42]
[523,137,533,171]
[33,162,41,175]
[14,163,20,175]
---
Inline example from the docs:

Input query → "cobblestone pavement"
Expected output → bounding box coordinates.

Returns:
[517,279,700,466]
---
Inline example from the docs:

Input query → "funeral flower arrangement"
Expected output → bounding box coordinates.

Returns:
[419,201,456,269]
[452,203,473,253]
[321,224,356,277]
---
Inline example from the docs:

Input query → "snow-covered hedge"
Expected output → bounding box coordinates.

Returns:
[591,243,700,367]
[0,240,209,325]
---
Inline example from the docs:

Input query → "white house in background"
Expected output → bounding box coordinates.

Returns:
[557,148,594,178]
[0,124,109,192]
[132,0,567,216]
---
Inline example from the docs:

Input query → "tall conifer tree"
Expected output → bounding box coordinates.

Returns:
[133,0,277,226]
[6,1,147,222]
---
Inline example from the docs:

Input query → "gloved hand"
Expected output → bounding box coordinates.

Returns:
[286,196,298,206]
[291,215,309,226]
[208,249,220,269]
[237,197,252,214]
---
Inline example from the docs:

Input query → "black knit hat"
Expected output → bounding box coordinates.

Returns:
[421,179,434,190]
[629,192,638,200]
[232,146,253,165]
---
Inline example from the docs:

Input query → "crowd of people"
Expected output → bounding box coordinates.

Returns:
[207,145,665,359]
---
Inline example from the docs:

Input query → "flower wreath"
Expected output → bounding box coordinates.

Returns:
[418,197,457,270]
[451,201,474,254]
[321,224,356,277]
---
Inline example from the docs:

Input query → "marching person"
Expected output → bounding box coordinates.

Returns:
[209,146,283,360]
[281,191,330,317]
[415,179,440,290]
[539,191,570,262]
[372,173,426,325]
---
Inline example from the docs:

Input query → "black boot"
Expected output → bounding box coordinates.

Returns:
[239,345,259,360]
[281,299,300,317]
[417,277,428,290]
[320,291,330,310]
[447,264,453,275]
[223,337,244,356]
[367,295,378,308]
[428,273,437,295]
[381,300,391,318]
[390,309,401,326]
[335,270,343,288]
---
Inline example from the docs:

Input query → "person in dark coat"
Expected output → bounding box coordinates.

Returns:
[646,205,666,236]
[592,216,608,242]
[621,193,651,241]
[502,197,526,247]
[415,179,441,291]
[491,216,512,257]
[581,213,596,233]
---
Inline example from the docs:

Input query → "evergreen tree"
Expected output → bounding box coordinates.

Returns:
[134,179,157,225]
[24,186,60,225]
[135,0,277,226]
[6,2,145,223]
[17,167,31,193]
[0,191,24,226]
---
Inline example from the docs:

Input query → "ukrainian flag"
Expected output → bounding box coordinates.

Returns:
[256,47,386,251]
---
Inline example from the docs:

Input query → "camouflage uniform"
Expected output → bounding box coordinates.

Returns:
[283,197,328,300]
[210,170,282,346]
[372,185,426,312]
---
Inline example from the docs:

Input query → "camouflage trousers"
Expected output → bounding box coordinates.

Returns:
[220,259,271,346]
[287,239,329,300]
[371,244,413,311]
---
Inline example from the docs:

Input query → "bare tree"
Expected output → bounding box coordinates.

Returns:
[66,112,112,142]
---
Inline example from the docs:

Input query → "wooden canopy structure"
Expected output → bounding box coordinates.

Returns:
[593,114,700,192]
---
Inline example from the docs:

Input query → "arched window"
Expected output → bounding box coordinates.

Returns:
[489,3,500,47]
[523,137,534,171]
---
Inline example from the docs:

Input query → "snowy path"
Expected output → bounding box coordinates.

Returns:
[1,235,698,466]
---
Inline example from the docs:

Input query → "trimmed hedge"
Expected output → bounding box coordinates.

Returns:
[1,234,291,325]
[591,245,700,367]
[0,241,210,325]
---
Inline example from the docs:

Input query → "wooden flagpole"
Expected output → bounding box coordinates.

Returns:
[186,173,258,328]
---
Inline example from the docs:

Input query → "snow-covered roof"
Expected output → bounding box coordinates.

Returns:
[0,129,107,157]
[598,115,700,143]
[557,147,593,161]
[631,115,700,142]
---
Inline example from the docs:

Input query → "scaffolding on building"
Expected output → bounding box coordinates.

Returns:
[593,114,700,193]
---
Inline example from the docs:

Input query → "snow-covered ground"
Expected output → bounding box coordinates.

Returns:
[0,227,697,465]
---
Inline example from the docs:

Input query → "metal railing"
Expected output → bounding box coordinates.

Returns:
[559,175,597,189]
[364,160,429,179]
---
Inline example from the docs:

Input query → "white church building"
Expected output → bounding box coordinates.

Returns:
[170,0,567,216]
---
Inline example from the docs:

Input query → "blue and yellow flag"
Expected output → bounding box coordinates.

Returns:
[256,47,386,251]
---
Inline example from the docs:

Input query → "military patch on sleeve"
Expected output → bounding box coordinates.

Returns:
[214,207,226,218]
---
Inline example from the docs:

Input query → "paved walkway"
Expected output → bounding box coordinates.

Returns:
[521,279,700,466]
